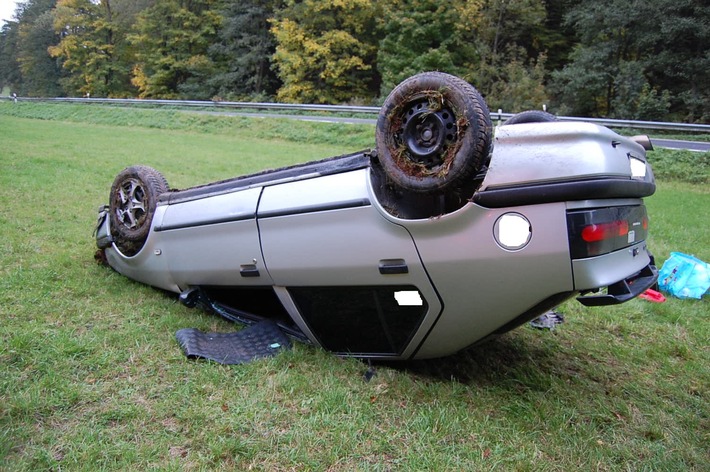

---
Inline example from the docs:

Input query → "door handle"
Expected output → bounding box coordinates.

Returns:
[379,259,408,275]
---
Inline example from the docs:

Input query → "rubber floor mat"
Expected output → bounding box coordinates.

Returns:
[176,320,291,365]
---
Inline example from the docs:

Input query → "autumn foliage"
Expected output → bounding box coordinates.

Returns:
[0,0,707,121]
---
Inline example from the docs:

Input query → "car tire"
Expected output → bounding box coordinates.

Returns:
[503,110,558,125]
[109,165,169,255]
[376,72,492,194]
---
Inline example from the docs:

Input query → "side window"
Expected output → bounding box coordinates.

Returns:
[289,286,428,355]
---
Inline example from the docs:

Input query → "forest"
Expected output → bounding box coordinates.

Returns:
[0,0,707,122]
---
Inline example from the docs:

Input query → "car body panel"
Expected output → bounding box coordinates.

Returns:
[156,187,269,287]
[101,205,179,292]
[482,122,648,189]
[381,200,575,358]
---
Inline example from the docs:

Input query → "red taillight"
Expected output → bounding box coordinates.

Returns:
[581,221,629,242]
[568,206,649,259]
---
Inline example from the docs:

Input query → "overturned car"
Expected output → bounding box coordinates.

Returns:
[95,72,657,360]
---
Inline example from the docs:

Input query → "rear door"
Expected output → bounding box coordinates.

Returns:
[258,170,441,357]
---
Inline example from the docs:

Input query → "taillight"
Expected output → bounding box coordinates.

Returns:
[581,221,629,242]
[568,206,648,258]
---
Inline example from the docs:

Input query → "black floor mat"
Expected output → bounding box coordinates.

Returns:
[176,320,291,365]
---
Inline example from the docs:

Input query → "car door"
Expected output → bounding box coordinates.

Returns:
[156,187,271,289]
[257,169,442,358]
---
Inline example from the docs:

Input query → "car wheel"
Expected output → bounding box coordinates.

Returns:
[503,110,557,125]
[109,165,169,255]
[376,72,492,194]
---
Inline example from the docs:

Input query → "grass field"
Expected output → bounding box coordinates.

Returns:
[0,104,708,471]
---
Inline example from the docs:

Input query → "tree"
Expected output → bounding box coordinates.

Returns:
[536,0,575,74]
[49,0,137,97]
[129,0,221,99]
[550,0,708,121]
[0,21,22,92]
[270,0,381,104]
[376,0,551,110]
[633,0,708,122]
[0,0,64,96]
[459,0,550,112]
[484,50,549,112]
[208,0,281,100]
[377,0,473,97]
[550,0,649,117]
[18,10,64,96]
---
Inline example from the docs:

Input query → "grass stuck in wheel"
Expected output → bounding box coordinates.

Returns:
[0,103,708,471]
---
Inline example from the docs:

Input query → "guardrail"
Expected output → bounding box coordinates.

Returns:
[3,95,709,133]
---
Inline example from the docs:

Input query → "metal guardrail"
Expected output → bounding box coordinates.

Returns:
[3,96,383,114]
[3,95,709,133]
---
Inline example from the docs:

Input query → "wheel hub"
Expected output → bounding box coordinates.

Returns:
[399,100,457,167]
[115,178,147,230]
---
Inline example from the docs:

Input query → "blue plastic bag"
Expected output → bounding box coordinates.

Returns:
[658,252,710,300]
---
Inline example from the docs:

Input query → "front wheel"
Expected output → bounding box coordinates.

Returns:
[375,72,492,195]
[109,165,169,256]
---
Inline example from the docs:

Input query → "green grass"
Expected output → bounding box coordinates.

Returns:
[647,149,709,184]
[0,101,376,150]
[0,105,708,471]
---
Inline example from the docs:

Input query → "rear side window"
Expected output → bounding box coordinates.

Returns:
[289,286,428,355]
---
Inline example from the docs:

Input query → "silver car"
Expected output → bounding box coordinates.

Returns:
[95,72,657,360]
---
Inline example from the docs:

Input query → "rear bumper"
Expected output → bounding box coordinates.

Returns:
[473,178,655,208]
[576,261,658,306]
[571,236,658,306]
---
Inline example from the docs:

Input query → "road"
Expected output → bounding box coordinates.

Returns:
[650,139,710,152]
[189,109,710,152]
[222,112,710,152]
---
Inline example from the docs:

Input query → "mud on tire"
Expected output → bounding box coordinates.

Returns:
[375,72,492,195]
[109,165,169,256]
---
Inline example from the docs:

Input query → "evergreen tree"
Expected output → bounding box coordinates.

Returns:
[550,0,708,121]
[377,0,551,110]
[129,0,221,99]
[377,0,472,97]
[459,0,550,112]
[208,0,281,100]
[0,21,22,93]
[18,10,64,96]
[0,0,63,96]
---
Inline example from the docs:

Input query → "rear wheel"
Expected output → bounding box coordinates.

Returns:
[109,165,169,256]
[504,110,557,125]
[375,72,492,195]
